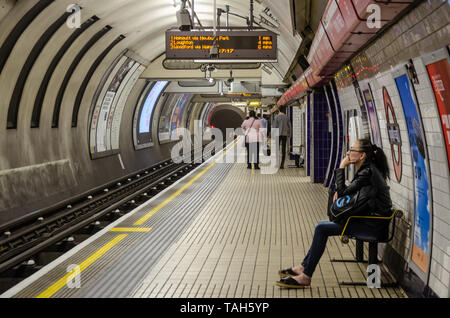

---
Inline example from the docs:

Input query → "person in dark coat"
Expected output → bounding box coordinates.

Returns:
[276,139,392,288]
[272,106,291,169]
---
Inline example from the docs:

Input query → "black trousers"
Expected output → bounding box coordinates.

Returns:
[279,136,288,164]
[246,142,260,166]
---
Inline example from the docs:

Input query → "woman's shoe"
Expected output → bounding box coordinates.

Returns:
[276,277,310,289]
[278,268,298,278]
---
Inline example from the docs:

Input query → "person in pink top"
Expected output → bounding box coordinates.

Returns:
[241,110,265,169]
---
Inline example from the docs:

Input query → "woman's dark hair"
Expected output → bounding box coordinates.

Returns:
[249,110,256,118]
[358,139,390,180]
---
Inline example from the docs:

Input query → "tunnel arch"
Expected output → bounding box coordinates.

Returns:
[209,104,246,139]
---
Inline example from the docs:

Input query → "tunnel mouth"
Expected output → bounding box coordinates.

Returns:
[209,105,246,138]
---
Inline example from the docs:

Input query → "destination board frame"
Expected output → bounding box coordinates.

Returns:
[165,29,277,61]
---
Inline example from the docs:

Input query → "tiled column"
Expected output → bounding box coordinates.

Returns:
[310,88,332,184]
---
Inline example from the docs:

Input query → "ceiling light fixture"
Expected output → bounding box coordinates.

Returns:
[176,0,193,31]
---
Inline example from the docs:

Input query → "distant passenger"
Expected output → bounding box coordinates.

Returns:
[260,115,268,130]
[276,139,392,288]
[259,115,269,155]
[272,106,291,169]
[266,115,272,138]
[241,110,265,170]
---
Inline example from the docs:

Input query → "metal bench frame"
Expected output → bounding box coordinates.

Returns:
[331,209,403,287]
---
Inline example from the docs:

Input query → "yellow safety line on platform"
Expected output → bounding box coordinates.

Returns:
[252,165,255,183]
[36,234,127,298]
[133,141,236,226]
[109,227,152,232]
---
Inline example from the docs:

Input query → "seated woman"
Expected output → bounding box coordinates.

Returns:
[276,139,392,288]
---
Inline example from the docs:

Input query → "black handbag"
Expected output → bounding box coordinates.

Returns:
[330,191,359,222]
[329,189,371,223]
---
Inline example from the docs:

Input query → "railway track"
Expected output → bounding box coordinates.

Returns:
[0,142,224,293]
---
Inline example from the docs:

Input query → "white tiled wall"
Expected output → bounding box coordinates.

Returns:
[335,0,450,297]
[337,85,359,112]
[369,70,415,263]
[412,57,450,297]
[292,105,302,148]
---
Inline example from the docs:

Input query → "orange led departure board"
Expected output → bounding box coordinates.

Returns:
[165,29,277,60]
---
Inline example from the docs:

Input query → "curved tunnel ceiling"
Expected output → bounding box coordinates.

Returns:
[0,0,304,134]
[74,0,302,80]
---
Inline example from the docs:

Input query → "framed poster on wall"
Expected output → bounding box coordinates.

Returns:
[133,81,169,150]
[353,82,371,140]
[346,109,361,183]
[393,67,433,283]
[423,48,450,173]
[97,58,137,153]
[170,94,192,140]
[89,51,147,159]
[90,55,128,156]
[360,82,382,147]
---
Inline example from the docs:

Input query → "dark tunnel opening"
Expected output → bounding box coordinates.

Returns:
[209,108,245,139]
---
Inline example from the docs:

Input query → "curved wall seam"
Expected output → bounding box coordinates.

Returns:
[31,15,99,128]
[323,83,337,188]
[0,0,54,75]
[72,34,126,127]
[52,25,112,128]
[7,11,72,129]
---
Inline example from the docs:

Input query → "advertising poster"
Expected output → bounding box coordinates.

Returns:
[353,83,371,140]
[134,81,169,150]
[348,114,359,182]
[139,81,168,134]
[426,58,450,171]
[395,73,432,275]
[96,58,135,152]
[170,94,191,139]
[111,64,145,150]
[96,91,116,152]
[103,58,136,151]
[363,88,382,147]
[89,55,128,155]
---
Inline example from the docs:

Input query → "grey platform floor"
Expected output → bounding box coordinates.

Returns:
[2,143,406,298]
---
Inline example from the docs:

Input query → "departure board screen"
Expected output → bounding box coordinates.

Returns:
[165,30,277,60]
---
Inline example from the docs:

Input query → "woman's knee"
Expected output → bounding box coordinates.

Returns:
[314,220,341,236]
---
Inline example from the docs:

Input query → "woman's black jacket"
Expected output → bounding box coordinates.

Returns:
[334,161,392,228]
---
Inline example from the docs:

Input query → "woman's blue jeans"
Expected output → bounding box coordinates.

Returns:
[301,220,374,277]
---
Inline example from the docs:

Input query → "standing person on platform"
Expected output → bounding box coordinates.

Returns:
[260,115,269,156]
[241,110,265,170]
[260,115,268,130]
[272,106,291,169]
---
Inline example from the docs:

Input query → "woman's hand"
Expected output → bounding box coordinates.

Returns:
[339,156,355,168]
[333,192,338,202]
